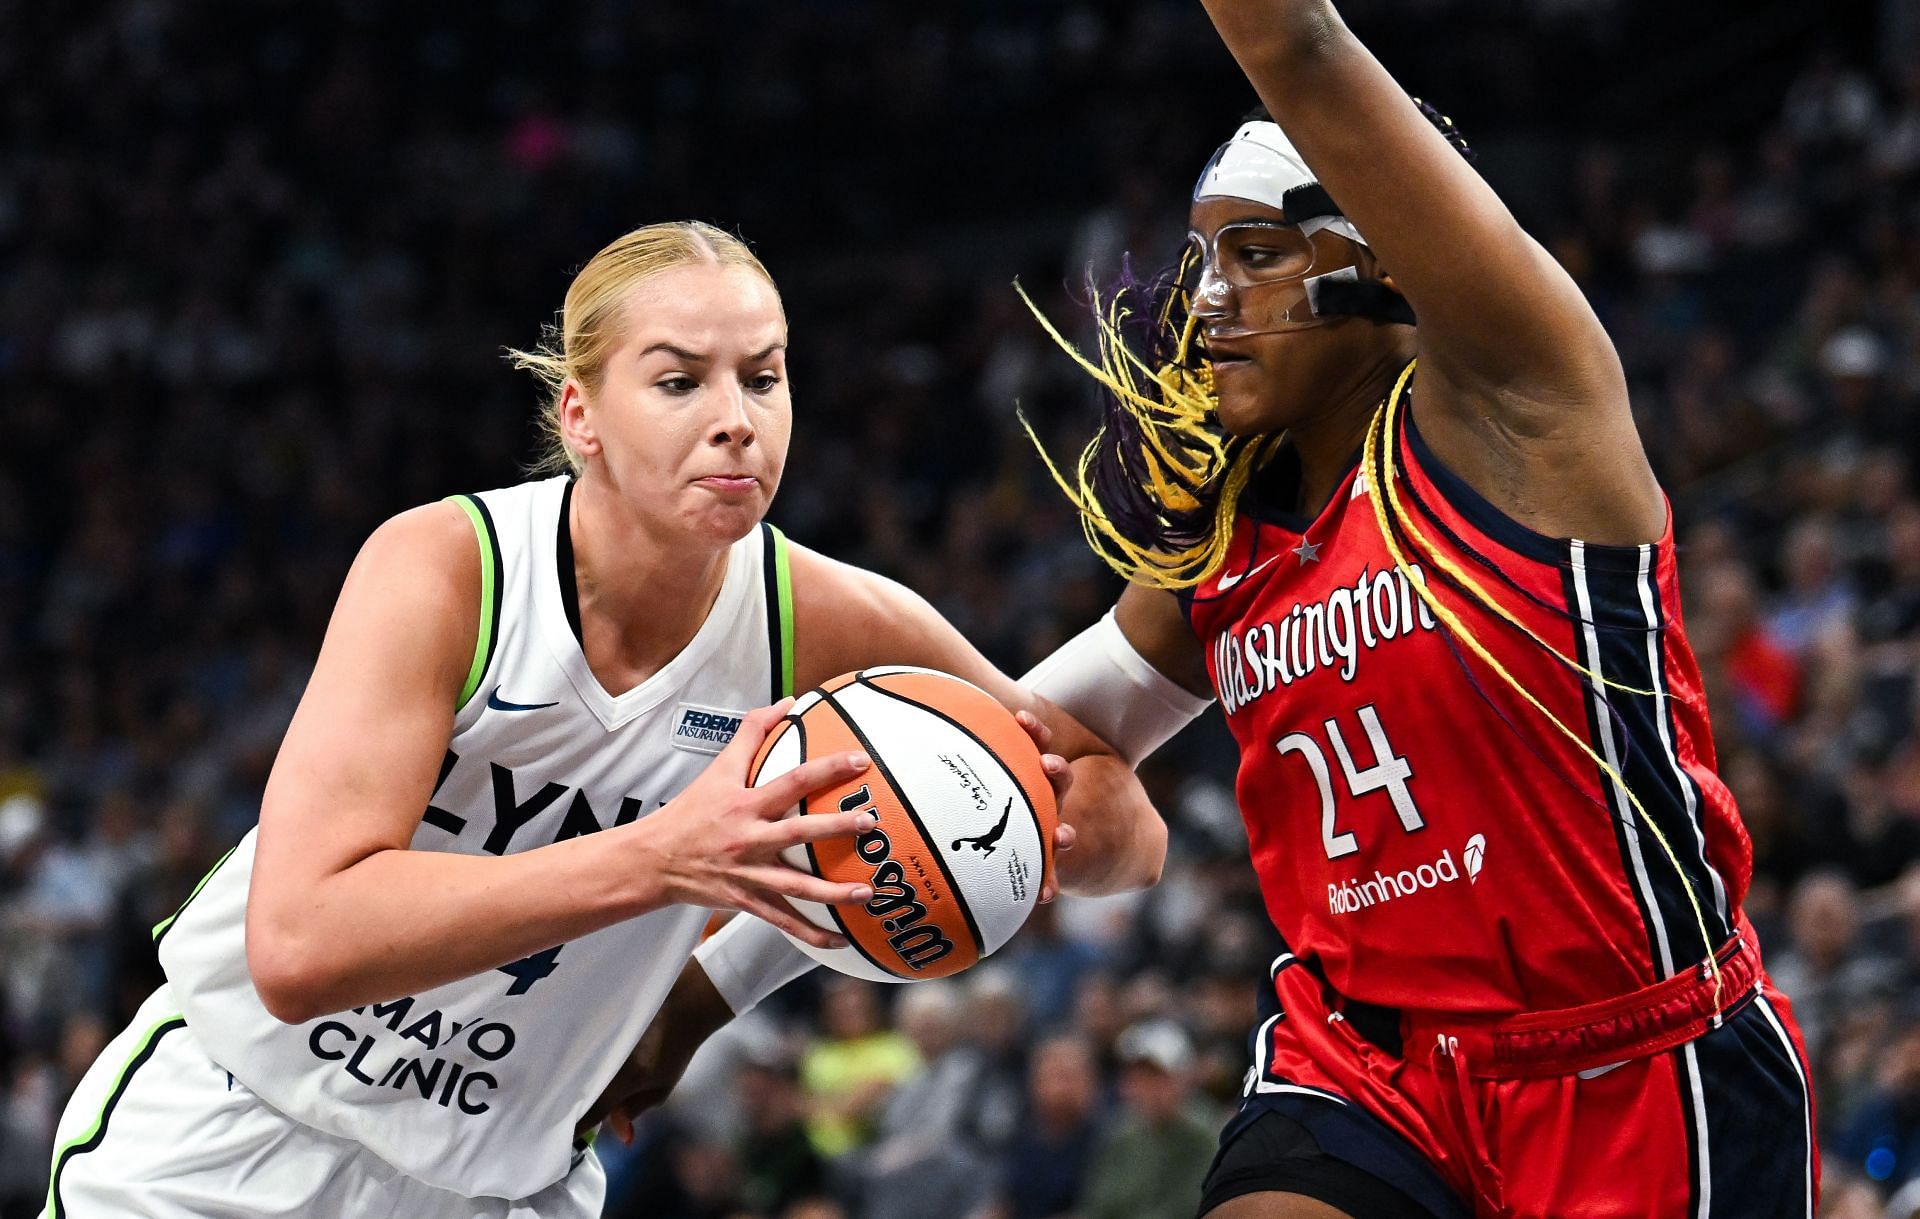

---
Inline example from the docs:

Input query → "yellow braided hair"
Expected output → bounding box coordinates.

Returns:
[1015,263,1279,590]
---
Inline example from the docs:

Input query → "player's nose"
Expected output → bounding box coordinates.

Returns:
[708,384,755,449]
[1190,270,1238,321]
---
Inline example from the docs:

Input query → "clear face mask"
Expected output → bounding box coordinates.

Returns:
[1184,219,1359,339]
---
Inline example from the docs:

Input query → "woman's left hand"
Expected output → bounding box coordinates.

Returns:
[1015,709,1079,904]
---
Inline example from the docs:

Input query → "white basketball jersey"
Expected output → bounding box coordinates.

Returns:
[157,475,794,1200]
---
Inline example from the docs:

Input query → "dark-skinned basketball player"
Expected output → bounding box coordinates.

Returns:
[589,4,1818,1217]
[1007,1,1819,1216]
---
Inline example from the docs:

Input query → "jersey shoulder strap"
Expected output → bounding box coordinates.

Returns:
[761,522,795,701]
[443,492,506,712]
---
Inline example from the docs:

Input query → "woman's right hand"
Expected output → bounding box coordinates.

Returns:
[635,699,876,948]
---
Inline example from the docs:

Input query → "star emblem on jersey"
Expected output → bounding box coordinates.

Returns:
[1292,538,1322,565]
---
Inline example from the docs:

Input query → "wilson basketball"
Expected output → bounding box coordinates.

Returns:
[747,666,1057,982]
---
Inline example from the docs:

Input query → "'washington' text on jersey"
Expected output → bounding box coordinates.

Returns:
[1213,563,1439,715]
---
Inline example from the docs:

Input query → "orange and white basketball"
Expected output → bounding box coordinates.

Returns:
[747,667,1057,982]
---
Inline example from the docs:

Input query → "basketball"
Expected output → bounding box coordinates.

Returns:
[747,666,1058,982]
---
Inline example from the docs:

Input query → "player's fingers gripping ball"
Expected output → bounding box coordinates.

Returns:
[747,667,1058,982]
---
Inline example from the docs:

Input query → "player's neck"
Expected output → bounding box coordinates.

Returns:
[566,478,731,691]
[1286,345,1410,518]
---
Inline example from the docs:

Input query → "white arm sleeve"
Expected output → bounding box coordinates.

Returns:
[692,914,817,1016]
[1021,609,1213,766]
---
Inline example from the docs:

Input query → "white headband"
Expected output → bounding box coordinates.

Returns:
[1193,120,1365,247]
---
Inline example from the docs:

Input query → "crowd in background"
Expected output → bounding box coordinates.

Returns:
[2,0,1918,1216]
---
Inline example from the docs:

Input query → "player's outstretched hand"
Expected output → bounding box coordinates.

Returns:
[1013,709,1078,904]
[640,699,874,949]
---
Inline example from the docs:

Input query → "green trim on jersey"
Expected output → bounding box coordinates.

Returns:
[150,844,237,945]
[46,1014,187,1219]
[766,524,796,699]
[446,493,504,711]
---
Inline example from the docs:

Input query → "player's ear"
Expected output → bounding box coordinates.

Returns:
[1356,243,1395,291]
[559,380,600,459]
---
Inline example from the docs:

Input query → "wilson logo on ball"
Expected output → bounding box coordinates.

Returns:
[841,784,955,972]
[750,665,1057,983]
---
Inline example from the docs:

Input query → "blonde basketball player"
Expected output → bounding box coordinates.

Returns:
[44,221,1165,1219]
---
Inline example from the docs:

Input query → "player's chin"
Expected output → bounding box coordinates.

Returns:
[1211,365,1294,437]
[693,488,778,537]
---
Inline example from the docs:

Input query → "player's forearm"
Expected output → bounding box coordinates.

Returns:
[1198,0,1347,73]
[1055,755,1167,895]
[247,825,668,1024]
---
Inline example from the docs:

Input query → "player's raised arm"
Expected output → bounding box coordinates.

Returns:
[1196,0,1662,542]
[1197,0,1616,387]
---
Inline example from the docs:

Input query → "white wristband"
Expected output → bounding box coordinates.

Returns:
[692,913,817,1015]
[1021,610,1213,766]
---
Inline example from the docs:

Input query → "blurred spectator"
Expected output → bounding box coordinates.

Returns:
[1770,519,1861,657]
[1080,1020,1219,1219]
[1691,562,1802,737]
[951,967,1029,1155]
[800,980,918,1161]
[1727,750,1826,928]
[849,982,994,1219]
[866,981,981,1151]
[1769,871,1900,1060]
[995,901,1107,1027]
[986,1033,1106,1219]
[1838,1018,1920,1191]
[735,1046,830,1218]
[1839,1164,1901,1219]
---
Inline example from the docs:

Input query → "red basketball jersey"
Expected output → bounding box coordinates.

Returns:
[1184,385,1751,1016]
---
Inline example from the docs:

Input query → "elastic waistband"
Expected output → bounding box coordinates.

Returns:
[1406,913,1761,1079]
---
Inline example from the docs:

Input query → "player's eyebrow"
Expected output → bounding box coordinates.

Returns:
[639,342,708,362]
[639,341,786,362]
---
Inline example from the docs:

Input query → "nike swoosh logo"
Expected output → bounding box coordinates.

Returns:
[486,688,559,712]
[1216,556,1280,591]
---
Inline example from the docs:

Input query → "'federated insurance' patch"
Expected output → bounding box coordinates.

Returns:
[669,703,745,754]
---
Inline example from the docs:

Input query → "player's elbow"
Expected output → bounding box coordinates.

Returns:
[1130,813,1169,890]
[1067,808,1167,896]
[1109,773,1169,891]
[246,918,337,1025]
[1229,0,1349,73]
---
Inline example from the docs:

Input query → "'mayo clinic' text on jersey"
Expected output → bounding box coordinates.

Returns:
[157,476,795,1200]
